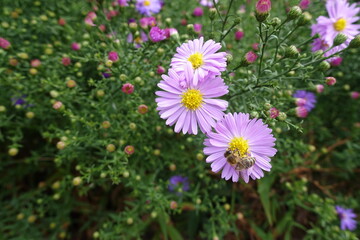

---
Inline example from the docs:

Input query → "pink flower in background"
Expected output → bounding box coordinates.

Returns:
[194,23,202,33]
[204,112,276,182]
[106,10,119,20]
[351,91,360,99]
[136,0,162,16]
[296,106,308,118]
[99,24,106,32]
[330,57,343,67]
[124,145,135,155]
[299,0,310,10]
[118,0,129,6]
[235,31,244,41]
[157,65,165,74]
[0,37,11,49]
[140,17,156,28]
[170,37,227,86]
[149,26,167,42]
[108,51,119,62]
[245,51,258,64]
[85,12,97,26]
[193,7,203,17]
[58,18,66,26]
[155,69,228,135]
[316,84,324,93]
[199,0,218,8]
[61,57,71,66]
[269,108,279,119]
[71,42,81,51]
[326,77,336,86]
[122,83,134,94]
[165,28,178,38]
[256,0,271,14]
[31,59,41,68]
[252,43,259,51]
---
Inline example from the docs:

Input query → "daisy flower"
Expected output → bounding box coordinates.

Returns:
[204,113,277,183]
[311,0,360,55]
[155,69,228,135]
[293,90,316,112]
[335,206,357,231]
[168,175,190,193]
[135,0,162,16]
[170,37,227,86]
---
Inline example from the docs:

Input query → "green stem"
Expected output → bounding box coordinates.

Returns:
[212,0,223,22]
[219,0,234,42]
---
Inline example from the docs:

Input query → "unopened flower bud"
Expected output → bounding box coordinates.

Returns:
[255,0,271,22]
[333,33,347,46]
[124,145,135,155]
[170,201,178,209]
[351,91,360,99]
[325,77,336,86]
[297,12,312,26]
[315,84,324,93]
[270,17,281,26]
[57,141,66,150]
[66,80,76,88]
[285,45,299,58]
[226,53,233,63]
[233,17,241,25]
[268,107,279,118]
[209,8,216,20]
[295,106,308,118]
[102,121,111,129]
[287,6,302,20]
[8,148,19,156]
[72,177,82,186]
[106,144,116,152]
[138,104,148,114]
[349,35,360,48]
[319,61,330,72]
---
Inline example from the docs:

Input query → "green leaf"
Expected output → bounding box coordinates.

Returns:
[257,175,276,225]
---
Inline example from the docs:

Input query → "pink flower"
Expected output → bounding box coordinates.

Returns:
[193,7,203,17]
[194,23,202,33]
[138,104,149,114]
[124,145,135,155]
[351,91,360,99]
[58,18,66,26]
[61,57,71,66]
[157,65,165,74]
[31,59,41,68]
[252,43,259,51]
[299,0,310,10]
[118,0,129,7]
[296,106,308,118]
[295,98,307,107]
[53,101,63,110]
[71,42,81,51]
[122,83,134,94]
[108,51,119,62]
[106,10,119,20]
[140,17,156,28]
[330,57,343,67]
[256,0,271,14]
[316,84,324,93]
[85,12,97,26]
[165,28,178,38]
[149,26,167,42]
[235,31,244,41]
[325,77,336,86]
[99,24,106,32]
[269,108,279,119]
[181,19,187,26]
[0,37,11,49]
[245,51,258,64]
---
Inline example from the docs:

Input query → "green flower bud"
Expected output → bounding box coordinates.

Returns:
[278,112,287,121]
[319,61,331,72]
[333,33,347,46]
[297,12,312,26]
[209,8,216,20]
[233,17,241,25]
[226,53,233,63]
[349,35,360,48]
[270,17,281,26]
[287,6,302,20]
[285,45,299,58]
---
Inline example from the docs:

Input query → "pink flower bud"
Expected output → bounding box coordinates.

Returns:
[351,91,360,99]
[252,43,259,51]
[108,51,119,62]
[193,7,203,17]
[181,19,187,26]
[99,24,106,32]
[71,42,81,51]
[235,31,244,41]
[296,106,308,118]
[295,98,307,106]
[194,24,202,33]
[299,0,310,10]
[124,145,135,155]
[325,77,336,86]
[58,18,66,26]
[53,101,63,110]
[170,201,178,209]
[31,59,41,68]
[245,51,258,64]
[269,107,279,119]
[256,0,271,14]
[138,104,149,114]
[315,84,324,93]
[330,57,342,67]
[61,57,71,66]
[122,83,134,94]
[157,65,165,74]
[165,28,178,38]
[0,37,11,49]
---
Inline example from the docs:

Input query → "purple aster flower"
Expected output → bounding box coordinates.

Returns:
[127,31,148,48]
[136,0,162,16]
[149,26,167,42]
[293,90,316,112]
[155,69,228,135]
[11,95,27,106]
[335,206,357,231]
[199,0,218,8]
[311,0,360,56]
[204,113,277,183]
[170,37,227,86]
[168,175,190,193]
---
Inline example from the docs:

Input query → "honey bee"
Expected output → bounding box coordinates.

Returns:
[224,150,256,170]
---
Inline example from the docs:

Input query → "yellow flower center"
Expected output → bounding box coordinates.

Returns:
[188,52,204,69]
[229,137,249,157]
[144,0,151,6]
[181,89,203,110]
[134,37,142,44]
[333,18,346,32]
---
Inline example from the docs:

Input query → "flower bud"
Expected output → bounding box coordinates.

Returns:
[193,7,203,17]
[122,83,134,94]
[315,84,324,93]
[233,17,241,25]
[8,148,19,156]
[170,201,178,209]
[124,145,135,155]
[26,111,35,119]
[319,61,330,72]
[72,177,82,186]
[66,80,76,88]
[287,6,302,20]
[255,0,271,22]
[325,77,336,86]
[157,65,165,74]
[270,17,281,26]
[285,45,299,58]
[102,121,111,129]
[348,35,360,48]
[106,144,116,152]
[333,33,347,46]
[226,53,233,63]
[278,112,287,121]
[351,91,360,99]
[268,107,279,118]
[297,12,312,26]
[235,31,244,41]
[138,104,148,114]
[57,141,66,150]
[53,101,63,110]
[295,106,308,118]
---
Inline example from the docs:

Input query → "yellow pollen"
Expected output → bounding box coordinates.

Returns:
[134,37,142,44]
[229,137,249,157]
[188,52,204,69]
[181,89,203,110]
[334,18,346,32]
[144,0,151,6]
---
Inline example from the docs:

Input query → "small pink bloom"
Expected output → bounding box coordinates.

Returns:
[315,84,324,93]
[106,10,119,20]
[325,77,336,86]
[138,104,149,114]
[157,65,165,74]
[299,0,310,10]
[58,18,66,26]
[245,51,258,64]
[108,51,119,62]
[87,12,97,20]
[122,83,134,94]
[194,23,202,33]
[61,57,71,66]
[296,106,308,118]
[53,101,63,110]
[124,145,135,155]
[31,59,41,68]
[269,107,279,119]
[351,91,360,99]
[165,28,178,38]
[252,43,259,51]
[256,0,271,14]
[71,42,81,51]
[235,31,244,41]
[181,19,187,26]
[193,7,203,17]
[99,24,106,32]
[295,98,307,106]
[170,201,178,209]
[149,26,167,42]
[330,57,343,67]
[0,37,11,49]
